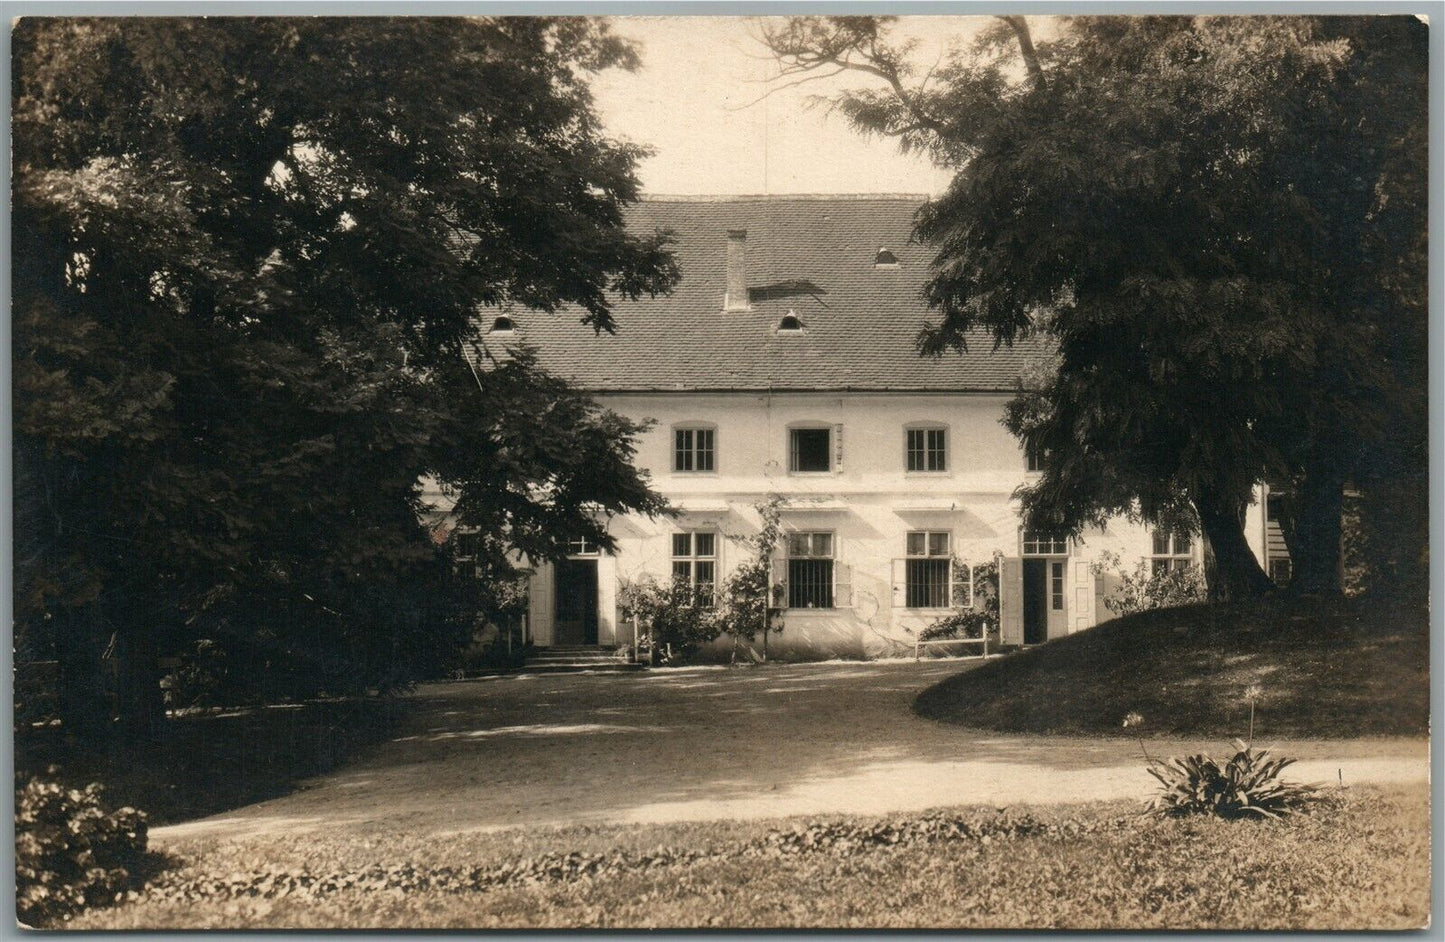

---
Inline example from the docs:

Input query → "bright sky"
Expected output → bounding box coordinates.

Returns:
[590,16,998,197]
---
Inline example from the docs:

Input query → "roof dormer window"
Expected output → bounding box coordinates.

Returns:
[778,311,805,333]
[875,247,900,268]
[489,315,516,333]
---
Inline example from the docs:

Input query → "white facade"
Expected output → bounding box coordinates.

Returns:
[526,390,1269,659]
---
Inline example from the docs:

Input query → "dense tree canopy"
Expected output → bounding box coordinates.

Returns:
[13,17,677,735]
[762,15,1428,600]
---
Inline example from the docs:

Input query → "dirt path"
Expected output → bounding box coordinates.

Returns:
[156,661,1428,844]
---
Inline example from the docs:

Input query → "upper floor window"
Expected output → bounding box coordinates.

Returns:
[1022,530,1069,556]
[565,535,600,556]
[674,426,715,472]
[785,531,834,609]
[789,426,832,473]
[906,427,948,472]
[1150,531,1193,574]
[1025,440,1050,472]
[671,531,717,603]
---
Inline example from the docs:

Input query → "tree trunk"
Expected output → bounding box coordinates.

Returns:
[1196,490,1273,603]
[55,605,111,743]
[1289,467,1347,596]
[115,628,167,741]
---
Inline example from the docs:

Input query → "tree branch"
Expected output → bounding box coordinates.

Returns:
[998,16,1047,92]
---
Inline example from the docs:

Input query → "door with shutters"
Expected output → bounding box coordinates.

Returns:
[528,563,554,646]
[1068,557,1097,633]
[998,557,1024,645]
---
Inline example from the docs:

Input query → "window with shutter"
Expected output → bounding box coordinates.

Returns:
[784,531,835,608]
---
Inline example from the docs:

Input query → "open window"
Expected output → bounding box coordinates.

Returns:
[489,314,516,334]
[788,426,834,473]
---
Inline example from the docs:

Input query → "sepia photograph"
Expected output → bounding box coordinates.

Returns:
[10,9,1433,930]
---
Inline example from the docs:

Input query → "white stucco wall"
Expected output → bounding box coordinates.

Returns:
[526,391,1271,658]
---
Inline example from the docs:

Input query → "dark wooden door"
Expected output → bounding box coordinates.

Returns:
[1023,558,1048,645]
[554,558,598,645]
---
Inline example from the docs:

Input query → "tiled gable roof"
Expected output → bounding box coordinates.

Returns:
[481,195,1048,392]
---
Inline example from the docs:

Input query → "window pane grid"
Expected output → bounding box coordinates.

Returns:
[1022,531,1068,555]
[674,427,714,472]
[671,530,717,604]
[1149,529,1194,573]
[785,530,834,608]
[567,536,599,555]
[906,428,947,471]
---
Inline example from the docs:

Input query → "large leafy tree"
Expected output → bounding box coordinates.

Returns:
[761,15,1427,601]
[13,17,677,737]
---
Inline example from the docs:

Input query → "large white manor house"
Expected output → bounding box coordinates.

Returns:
[477,195,1280,659]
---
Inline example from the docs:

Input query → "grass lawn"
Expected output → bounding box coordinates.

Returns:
[914,595,1428,738]
[69,784,1428,930]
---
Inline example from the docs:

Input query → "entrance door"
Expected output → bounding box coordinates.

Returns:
[1023,557,1071,642]
[1022,558,1048,644]
[554,558,599,645]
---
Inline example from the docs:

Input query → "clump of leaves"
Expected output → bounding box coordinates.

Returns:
[917,558,999,642]
[1095,551,1207,616]
[1147,740,1316,819]
[618,575,722,665]
[15,770,149,926]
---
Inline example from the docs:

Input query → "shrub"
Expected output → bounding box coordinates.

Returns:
[1146,740,1316,819]
[15,770,149,926]
[717,496,786,660]
[1095,550,1206,616]
[918,558,999,642]
[617,575,722,664]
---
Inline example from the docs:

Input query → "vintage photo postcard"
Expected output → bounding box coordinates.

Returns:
[11,11,1432,930]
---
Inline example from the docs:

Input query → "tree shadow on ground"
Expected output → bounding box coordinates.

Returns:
[16,697,404,826]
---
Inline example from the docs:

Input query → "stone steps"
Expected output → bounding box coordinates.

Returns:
[521,645,641,674]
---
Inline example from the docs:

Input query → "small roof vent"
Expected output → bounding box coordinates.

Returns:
[489,315,516,333]
[874,247,899,268]
[778,311,805,333]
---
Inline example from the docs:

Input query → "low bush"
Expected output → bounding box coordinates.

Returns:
[1095,550,1206,616]
[15,770,149,926]
[918,559,999,643]
[618,575,722,664]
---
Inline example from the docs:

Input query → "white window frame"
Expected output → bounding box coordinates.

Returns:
[1149,530,1195,575]
[565,535,601,557]
[894,531,973,610]
[787,423,837,475]
[904,424,949,474]
[671,530,718,605]
[779,530,839,609]
[1021,530,1070,556]
[673,424,717,474]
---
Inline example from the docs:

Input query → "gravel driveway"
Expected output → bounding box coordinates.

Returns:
[157,661,1428,844]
